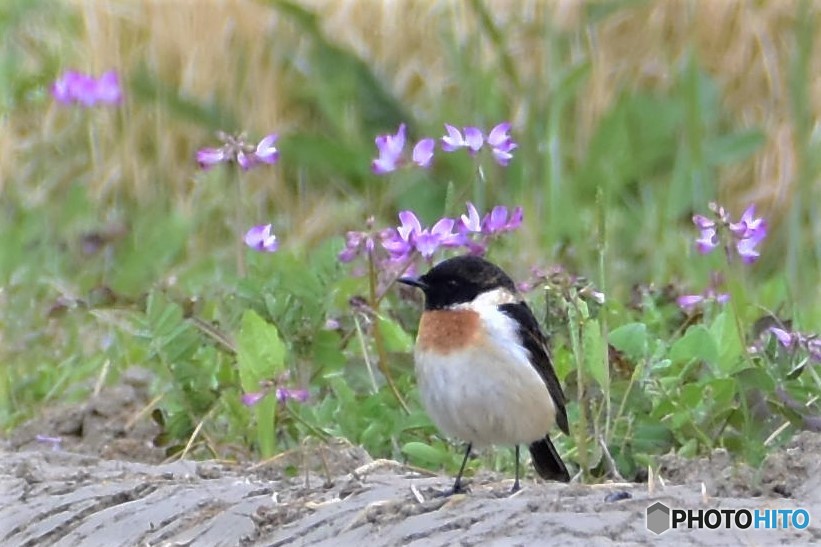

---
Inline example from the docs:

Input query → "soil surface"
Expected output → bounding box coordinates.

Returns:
[2,373,819,546]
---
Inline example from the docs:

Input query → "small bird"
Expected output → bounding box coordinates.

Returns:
[399,255,570,493]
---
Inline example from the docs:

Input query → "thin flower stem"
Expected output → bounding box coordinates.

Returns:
[367,248,410,414]
[375,253,418,305]
[474,163,487,214]
[177,403,219,461]
[233,168,247,277]
[567,293,588,482]
[353,314,379,394]
[87,117,99,170]
[720,241,754,367]
[596,187,612,444]
[281,404,332,441]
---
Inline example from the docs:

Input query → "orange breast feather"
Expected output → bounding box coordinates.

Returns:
[416,309,482,354]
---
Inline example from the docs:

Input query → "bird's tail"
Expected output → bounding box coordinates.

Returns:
[529,435,570,482]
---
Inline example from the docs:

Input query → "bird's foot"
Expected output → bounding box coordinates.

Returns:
[438,480,470,497]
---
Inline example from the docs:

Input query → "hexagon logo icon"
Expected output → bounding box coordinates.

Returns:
[646,502,671,535]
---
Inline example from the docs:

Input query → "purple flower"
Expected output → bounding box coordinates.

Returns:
[51,71,78,104]
[770,327,794,348]
[236,150,255,171]
[736,233,764,263]
[412,138,435,168]
[338,221,380,263]
[254,134,280,165]
[676,294,705,310]
[676,288,729,312]
[372,124,407,174]
[459,202,483,233]
[381,211,460,260]
[415,218,458,258]
[483,205,523,234]
[51,69,122,107]
[94,71,123,104]
[454,202,524,255]
[242,385,308,407]
[486,122,518,166]
[196,132,280,171]
[440,122,517,165]
[692,214,719,253]
[691,203,767,262]
[441,125,484,154]
[275,388,310,403]
[768,327,821,363]
[729,205,766,240]
[241,392,266,407]
[695,226,719,254]
[692,214,714,231]
[197,148,228,170]
[730,205,767,263]
[339,232,364,263]
[244,224,279,252]
[371,126,437,173]
[381,211,420,259]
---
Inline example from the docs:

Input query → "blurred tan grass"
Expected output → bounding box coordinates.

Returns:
[6,0,821,235]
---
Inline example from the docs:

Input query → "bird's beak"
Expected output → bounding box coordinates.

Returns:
[398,276,427,290]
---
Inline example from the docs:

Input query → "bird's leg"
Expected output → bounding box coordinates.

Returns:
[511,445,521,493]
[450,442,472,495]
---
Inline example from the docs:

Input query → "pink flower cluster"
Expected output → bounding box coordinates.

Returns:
[197,132,279,171]
[51,70,122,106]
[241,374,309,407]
[693,203,767,263]
[371,122,518,174]
[770,327,821,363]
[339,202,523,266]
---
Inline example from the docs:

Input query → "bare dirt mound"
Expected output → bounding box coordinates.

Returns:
[2,371,819,545]
[2,434,819,546]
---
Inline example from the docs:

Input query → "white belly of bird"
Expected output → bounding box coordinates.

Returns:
[414,336,556,447]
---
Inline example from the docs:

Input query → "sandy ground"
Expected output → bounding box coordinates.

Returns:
[2,372,819,546]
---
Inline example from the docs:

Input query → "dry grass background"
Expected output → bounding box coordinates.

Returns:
[5,0,820,222]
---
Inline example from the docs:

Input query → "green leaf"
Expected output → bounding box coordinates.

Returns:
[669,325,718,365]
[236,309,287,458]
[443,180,457,216]
[709,310,743,374]
[706,377,736,408]
[735,366,775,391]
[236,309,287,391]
[378,315,413,353]
[113,212,190,292]
[326,374,355,405]
[144,291,200,365]
[583,319,608,391]
[263,251,323,300]
[608,322,648,359]
[401,441,448,466]
[311,330,345,372]
[678,438,698,458]
[360,420,388,450]
[632,421,674,454]
[680,384,703,410]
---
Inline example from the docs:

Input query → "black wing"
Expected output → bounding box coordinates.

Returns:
[499,302,569,435]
